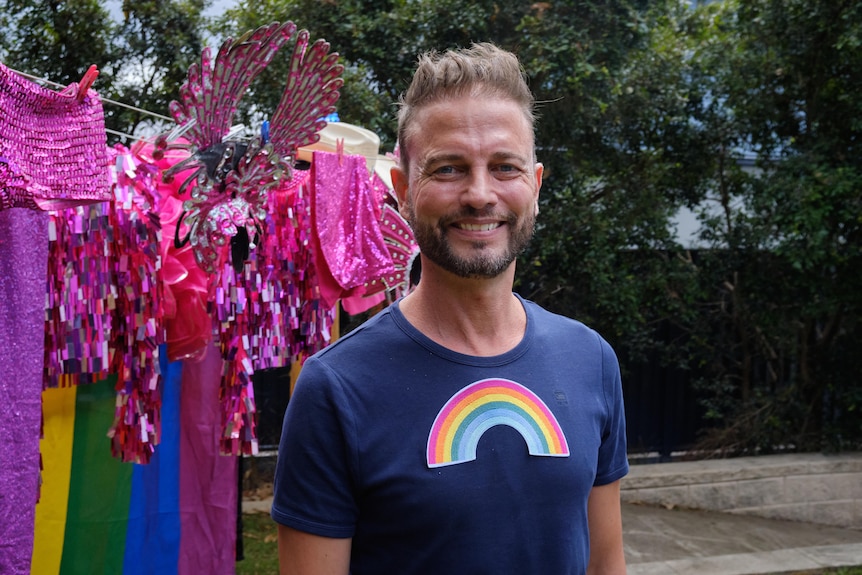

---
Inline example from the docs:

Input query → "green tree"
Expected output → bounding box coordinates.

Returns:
[0,0,210,141]
[682,0,862,452]
[0,0,116,86]
[109,0,209,137]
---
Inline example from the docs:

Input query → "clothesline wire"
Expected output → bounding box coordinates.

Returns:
[106,127,149,142]
[8,65,396,162]
[8,66,174,121]
[99,94,174,122]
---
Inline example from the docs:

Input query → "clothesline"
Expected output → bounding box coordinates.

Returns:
[7,64,394,162]
[7,65,173,122]
[7,65,169,142]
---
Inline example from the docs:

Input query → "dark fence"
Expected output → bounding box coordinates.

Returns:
[252,354,707,458]
[621,355,705,461]
[252,367,293,451]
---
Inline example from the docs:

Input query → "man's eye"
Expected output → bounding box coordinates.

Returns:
[434,165,458,176]
[494,164,521,176]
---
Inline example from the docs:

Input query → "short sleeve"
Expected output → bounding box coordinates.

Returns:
[270,355,359,538]
[593,338,629,486]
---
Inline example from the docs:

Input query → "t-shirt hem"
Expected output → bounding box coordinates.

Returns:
[594,462,629,487]
[270,506,355,539]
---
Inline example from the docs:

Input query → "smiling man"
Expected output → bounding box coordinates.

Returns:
[271,43,629,575]
[400,98,540,281]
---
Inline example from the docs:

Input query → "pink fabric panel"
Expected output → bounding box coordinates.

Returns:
[178,344,238,575]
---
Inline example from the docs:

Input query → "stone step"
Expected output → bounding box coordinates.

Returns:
[621,452,862,529]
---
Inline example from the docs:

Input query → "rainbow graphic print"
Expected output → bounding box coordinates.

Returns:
[426,378,569,468]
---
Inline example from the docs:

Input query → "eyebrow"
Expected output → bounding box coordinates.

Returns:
[423,151,530,168]
[423,153,464,166]
[489,151,530,165]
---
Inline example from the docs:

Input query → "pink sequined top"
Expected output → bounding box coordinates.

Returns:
[0,61,111,211]
[311,150,395,307]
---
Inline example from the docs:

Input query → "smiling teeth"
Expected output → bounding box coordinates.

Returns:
[459,223,499,231]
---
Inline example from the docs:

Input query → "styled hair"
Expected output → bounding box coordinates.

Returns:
[396,42,536,169]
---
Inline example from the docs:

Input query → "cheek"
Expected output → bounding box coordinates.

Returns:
[399,205,412,228]
[406,187,440,217]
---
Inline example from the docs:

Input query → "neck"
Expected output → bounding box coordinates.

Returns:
[398,260,526,356]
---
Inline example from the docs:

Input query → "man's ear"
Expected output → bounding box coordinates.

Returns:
[391,165,410,216]
[534,162,544,215]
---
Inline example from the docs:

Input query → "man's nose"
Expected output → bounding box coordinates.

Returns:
[461,170,497,208]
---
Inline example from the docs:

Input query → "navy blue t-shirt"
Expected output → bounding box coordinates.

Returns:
[271,295,628,574]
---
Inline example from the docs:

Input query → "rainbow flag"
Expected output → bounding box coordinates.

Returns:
[32,345,237,575]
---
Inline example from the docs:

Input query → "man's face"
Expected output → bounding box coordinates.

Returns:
[394,95,543,280]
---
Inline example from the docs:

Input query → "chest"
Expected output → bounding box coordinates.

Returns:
[347,371,606,526]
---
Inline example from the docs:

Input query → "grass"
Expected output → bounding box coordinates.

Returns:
[236,511,279,575]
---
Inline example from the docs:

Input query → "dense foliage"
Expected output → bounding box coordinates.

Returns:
[1,0,859,454]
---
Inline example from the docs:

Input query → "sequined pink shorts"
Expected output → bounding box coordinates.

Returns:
[0,61,111,211]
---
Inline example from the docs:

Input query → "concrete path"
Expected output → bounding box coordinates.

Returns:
[623,502,862,574]
[242,497,862,574]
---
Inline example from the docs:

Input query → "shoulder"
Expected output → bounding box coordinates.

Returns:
[314,305,400,361]
[520,296,620,369]
[522,297,608,343]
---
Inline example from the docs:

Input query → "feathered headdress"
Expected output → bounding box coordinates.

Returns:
[154,21,344,273]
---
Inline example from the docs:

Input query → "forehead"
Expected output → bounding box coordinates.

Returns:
[405,96,534,161]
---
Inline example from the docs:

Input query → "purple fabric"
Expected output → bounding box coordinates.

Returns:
[178,343,238,575]
[0,208,48,574]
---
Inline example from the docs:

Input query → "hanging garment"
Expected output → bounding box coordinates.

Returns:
[43,143,165,463]
[310,150,395,310]
[0,61,111,211]
[132,140,213,364]
[0,208,49,575]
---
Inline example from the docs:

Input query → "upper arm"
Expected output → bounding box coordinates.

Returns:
[277,524,352,575]
[586,480,627,575]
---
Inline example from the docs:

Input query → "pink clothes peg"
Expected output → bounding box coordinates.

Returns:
[76,64,99,102]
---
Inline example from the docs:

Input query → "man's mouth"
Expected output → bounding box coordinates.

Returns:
[455,222,502,232]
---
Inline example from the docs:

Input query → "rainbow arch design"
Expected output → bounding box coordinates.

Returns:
[426,378,569,468]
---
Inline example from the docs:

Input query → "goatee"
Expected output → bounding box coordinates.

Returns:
[407,206,535,279]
